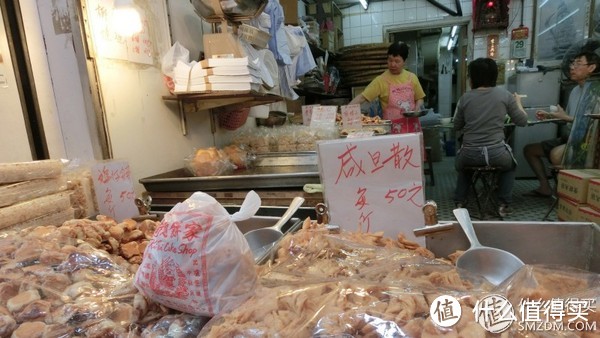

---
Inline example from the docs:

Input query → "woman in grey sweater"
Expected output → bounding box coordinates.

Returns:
[453,58,528,217]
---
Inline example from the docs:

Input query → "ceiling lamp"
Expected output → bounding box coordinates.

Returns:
[112,0,142,37]
[451,25,458,38]
[447,35,458,51]
[359,0,368,10]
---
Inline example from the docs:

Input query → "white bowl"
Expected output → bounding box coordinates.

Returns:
[441,117,452,125]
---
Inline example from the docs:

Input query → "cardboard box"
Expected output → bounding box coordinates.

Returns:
[557,197,581,221]
[286,96,305,115]
[320,30,335,51]
[579,205,600,225]
[587,178,600,212]
[280,0,299,25]
[557,169,600,203]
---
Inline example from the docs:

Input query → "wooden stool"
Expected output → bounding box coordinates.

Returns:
[423,146,435,186]
[465,166,501,219]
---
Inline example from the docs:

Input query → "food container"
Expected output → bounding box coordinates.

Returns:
[415,221,600,272]
[339,120,391,136]
[256,111,288,127]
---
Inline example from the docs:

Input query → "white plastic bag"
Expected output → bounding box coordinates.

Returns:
[161,41,190,77]
[134,191,261,316]
[161,41,190,93]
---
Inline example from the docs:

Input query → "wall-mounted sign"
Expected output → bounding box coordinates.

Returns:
[487,34,499,59]
[511,26,529,59]
[92,160,138,221]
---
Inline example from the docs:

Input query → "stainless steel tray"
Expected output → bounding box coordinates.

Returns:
[254,152,317,167]
[416,221,600,272]
[139,165,320,192]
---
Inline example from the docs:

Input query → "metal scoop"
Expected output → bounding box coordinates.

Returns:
[244,196,305,262]
[453,208,524,285]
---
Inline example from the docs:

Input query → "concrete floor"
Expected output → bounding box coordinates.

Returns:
[424,155,558,222]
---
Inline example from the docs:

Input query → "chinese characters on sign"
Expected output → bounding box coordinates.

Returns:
[317,134,425,244]
[87,0,153,64]
[487,34,499,59]
[511,26,529,59]
[92,160,138,222]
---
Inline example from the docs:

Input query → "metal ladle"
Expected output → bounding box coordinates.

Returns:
[244,196,305,262]
[453,208,525,285]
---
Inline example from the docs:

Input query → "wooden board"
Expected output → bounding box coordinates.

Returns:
[342,69,387,78]
[338,43,389,54]
[335,60,387,67]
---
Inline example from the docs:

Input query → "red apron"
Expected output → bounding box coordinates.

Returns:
[384,74,426,160]
[383,75,422,134]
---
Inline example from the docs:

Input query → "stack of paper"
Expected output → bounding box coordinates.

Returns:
[187,56,262,92]
[172,60,192,93]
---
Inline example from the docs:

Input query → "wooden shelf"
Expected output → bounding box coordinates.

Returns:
[163,91,283,113]
[162,91,283,135]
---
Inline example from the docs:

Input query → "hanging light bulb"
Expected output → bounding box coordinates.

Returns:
[112,0,142,37]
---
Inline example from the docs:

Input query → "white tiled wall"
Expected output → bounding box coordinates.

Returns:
[341,0,535,61]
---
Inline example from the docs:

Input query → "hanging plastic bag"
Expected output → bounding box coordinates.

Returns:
[134,191,261,316]
[161,41,190,93]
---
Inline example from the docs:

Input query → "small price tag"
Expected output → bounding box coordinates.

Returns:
[347,130,374,138]
[310,105,337,128]
[341,104,362,130]
[302,104,320,125]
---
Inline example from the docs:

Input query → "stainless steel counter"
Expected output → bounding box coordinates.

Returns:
[140,165,320,192]
[417,221,600,272]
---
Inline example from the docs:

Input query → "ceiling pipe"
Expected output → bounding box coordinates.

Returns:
[425,0,463,17]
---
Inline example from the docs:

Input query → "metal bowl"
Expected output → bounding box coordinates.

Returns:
[403,109,428,117]
[256,111,288,127]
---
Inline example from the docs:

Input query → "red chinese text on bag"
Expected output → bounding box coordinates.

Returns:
[134,191,260,316]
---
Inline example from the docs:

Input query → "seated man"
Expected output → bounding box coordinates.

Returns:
[522,51,600,197]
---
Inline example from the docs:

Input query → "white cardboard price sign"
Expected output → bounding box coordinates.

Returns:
[92,160,138,222]
[317,133,425,245]
[310,105,337,128]
[341,104,362,130]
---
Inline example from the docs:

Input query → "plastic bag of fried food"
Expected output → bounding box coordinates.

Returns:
[0,225,171,337]
[198,219,600,337]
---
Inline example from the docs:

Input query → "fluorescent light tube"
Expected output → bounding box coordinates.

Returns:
[451,25,458,38]
[359,0,368,10]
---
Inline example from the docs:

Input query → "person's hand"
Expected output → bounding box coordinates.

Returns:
[513,92,525,107]
[552,104,571,121]
[535,109,551,121]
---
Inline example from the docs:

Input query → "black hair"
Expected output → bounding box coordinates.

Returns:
[574,51,600,73]
[387,42,409,61]
[468,58,498,88]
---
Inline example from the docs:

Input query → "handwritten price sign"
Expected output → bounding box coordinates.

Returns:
[92,160,138,221]
[317,133,425,244]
